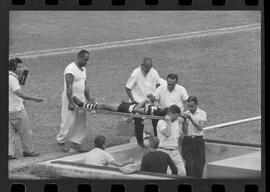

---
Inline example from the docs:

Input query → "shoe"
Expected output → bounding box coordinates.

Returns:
[23,151,40,157]
[8,155,17,160]
[71,142,89,153]
[57,142,70,152]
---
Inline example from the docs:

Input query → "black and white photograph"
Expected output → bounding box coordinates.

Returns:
[8,11,261,179]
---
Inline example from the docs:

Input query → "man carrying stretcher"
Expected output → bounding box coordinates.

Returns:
[72,96,168,117]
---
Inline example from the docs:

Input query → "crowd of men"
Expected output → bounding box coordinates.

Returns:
[8,49,207,178]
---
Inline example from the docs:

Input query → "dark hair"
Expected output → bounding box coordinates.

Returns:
[187,96,198,105]
[167,104,181,114]
[143,57,152,63]
[149,136,159,149]
[94,135,106,148]
[167,73,178,82]
[9,57,22,71]
[77,49,89,58]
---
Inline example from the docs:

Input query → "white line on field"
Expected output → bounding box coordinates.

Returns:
[10,23,260,59]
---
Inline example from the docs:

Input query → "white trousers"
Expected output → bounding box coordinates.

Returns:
[57,91,87,144]
[9,110,34,155]
[159,148,186,176]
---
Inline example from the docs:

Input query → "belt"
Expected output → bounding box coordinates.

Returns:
[184,135,203,139]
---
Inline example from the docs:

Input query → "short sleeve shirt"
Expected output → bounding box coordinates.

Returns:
[154,84,188,112]
[184,107,207,136]
[126,67,160,103]
[83,148,115,166]
[64,62,86,93]
[157,119,183,149]
[9,71,24,112]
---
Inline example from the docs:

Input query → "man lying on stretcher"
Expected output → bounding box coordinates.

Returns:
[72,96,168,116]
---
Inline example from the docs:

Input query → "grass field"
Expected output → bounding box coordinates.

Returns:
[9,11,261,155]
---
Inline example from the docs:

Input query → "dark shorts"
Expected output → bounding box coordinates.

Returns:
[117,101,137,113]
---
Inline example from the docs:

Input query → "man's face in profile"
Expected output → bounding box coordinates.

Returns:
[78,53,89,67]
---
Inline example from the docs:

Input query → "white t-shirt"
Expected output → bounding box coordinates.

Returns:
[64,62,86,93]
[157,119,183,150]
[83,148,115,166]
[184,108,207,136]
[9,71,24,112]
[159,78,167,87]
[154,84,188,112]
[126,67,160,103]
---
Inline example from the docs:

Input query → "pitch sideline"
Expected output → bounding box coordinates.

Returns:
[10,23,260,59]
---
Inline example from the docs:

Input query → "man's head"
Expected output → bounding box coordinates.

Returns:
[187,96,198,114]
[94,135,106,150]
[9,57,23,75]
[167,104,181,122]
[141,57,152,74]
[166,74,178,92]
[77,49,90,68]
[148,136,160,150]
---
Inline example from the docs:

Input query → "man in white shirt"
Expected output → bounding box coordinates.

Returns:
[182,96,207,177]
[157,105,186,176]
[9,58,44,160]
[125,57,161,147]
[57,50,93,152]
[83,135,134,167]
[153,74,188,113]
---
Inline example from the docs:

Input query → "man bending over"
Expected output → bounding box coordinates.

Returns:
[83,135,134,167]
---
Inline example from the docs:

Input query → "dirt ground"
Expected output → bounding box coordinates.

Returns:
[9,11,261,159]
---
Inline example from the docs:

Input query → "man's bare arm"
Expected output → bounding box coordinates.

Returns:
[15,89,44,102]
[125,87,135,102]
[109,158,134,167]
[161,116,172,137]
[65,73,75,110]
[84,81,90,102]
[189,117,206,131]
[181,118,189,136]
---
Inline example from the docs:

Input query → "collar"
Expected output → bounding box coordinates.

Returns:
[140,67,152,77]
[187,107,200,115]
[166,84,179,93]
[9,71,18,78]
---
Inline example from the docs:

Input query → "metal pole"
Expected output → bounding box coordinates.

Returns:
[204,116,261,131]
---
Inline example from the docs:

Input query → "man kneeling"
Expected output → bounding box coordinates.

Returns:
[83,135,134,167]
[140,136,178,175]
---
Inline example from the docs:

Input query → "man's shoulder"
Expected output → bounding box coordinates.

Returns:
[158,119,167,124]
[66,62,75,68]
[144,150,165,158]
[157,150,170,156]
[150,67,159,74]
[175,84,187,91]
[9,71,17,78]
[197,107,207,115]
[65,62,75,70]
[132,67,141,73]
